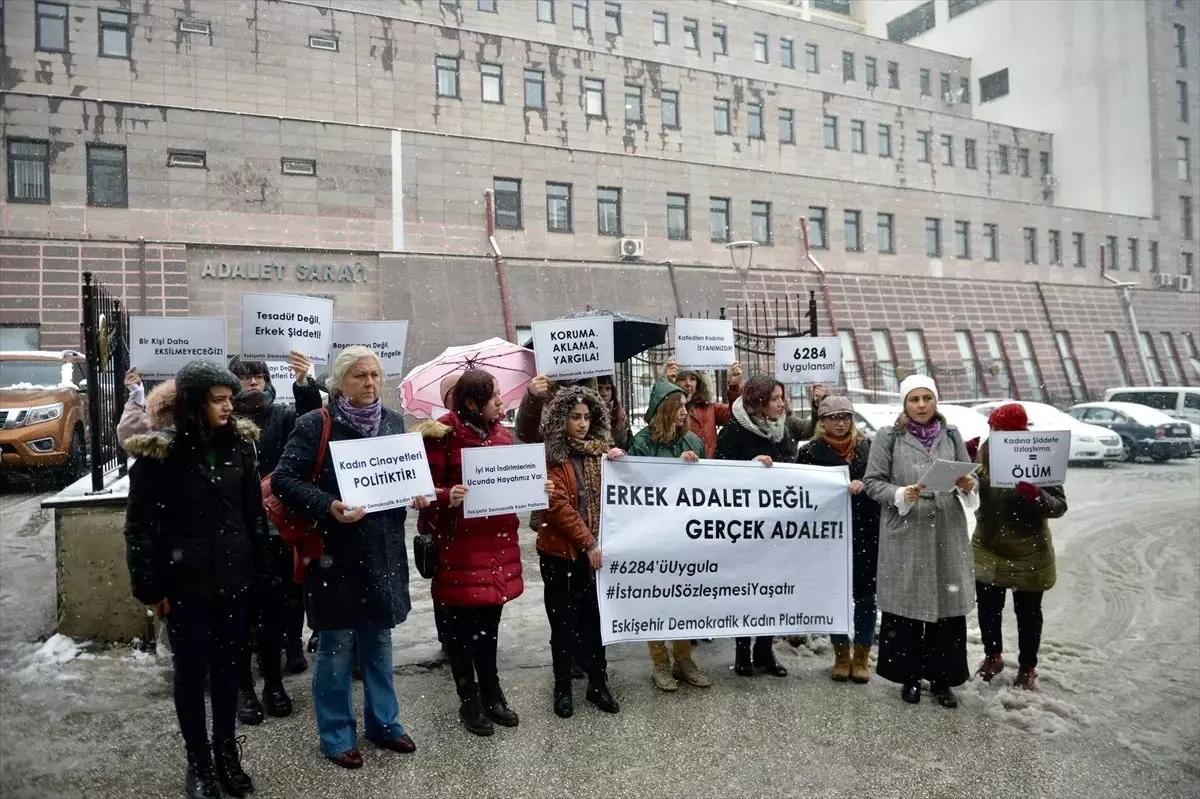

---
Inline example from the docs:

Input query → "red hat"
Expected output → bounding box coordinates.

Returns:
[988,403,1029,432]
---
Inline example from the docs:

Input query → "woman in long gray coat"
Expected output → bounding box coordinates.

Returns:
[863,375,977,709]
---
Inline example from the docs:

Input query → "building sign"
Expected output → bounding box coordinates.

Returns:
[198,262,368,282]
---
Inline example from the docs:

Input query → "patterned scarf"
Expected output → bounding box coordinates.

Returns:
[822,431,857,463]
[566,437,607,538]
[334,394,382,438]
[906,418,943,452]
[731,397,786,443]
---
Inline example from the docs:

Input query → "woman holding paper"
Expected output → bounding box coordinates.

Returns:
[664,359,743,458]
[863,374,977,709]
[972,403,1067,691]
[271,346,420,769]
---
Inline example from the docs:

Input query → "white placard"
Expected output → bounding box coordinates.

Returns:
[332,321,409,379]
[241,293,334,364]
[532,316,615,380]
[598,457,852,644]
[129,317,227,379]
[461,443,549,519]
[774,336,842,386]
[328,433,435,513]
[987,430,1071,487]
[266,361,315,405]
[916,459,981,492]
[674,318,736,370]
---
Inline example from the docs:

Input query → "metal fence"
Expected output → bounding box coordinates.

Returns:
[81,271,129,491]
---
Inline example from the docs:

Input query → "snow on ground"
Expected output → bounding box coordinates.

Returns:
[0,461,1197,798]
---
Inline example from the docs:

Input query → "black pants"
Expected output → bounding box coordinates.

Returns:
[876,612,969,688]
[735,636,777,659]
[241,539,302,684]
[433,598,448,645]
[276,541,305,653]
[442,604,504,699]
[976,581,1045,667]
[167,593,251,749]
[540,553,606,681]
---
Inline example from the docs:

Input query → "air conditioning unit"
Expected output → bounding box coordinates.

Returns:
[1155,272,1176,288]
[1177,274,1194,292]
[618,237,644,259]
[1041,174,1058,189]
[942,91,958,105]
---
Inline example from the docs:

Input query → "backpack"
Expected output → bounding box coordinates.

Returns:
[261,408,332,584]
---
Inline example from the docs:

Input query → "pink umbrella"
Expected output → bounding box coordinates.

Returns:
[400,337,536,419]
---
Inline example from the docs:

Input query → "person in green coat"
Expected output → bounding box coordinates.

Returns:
[627,380,710,692]
[972,403,1067,692]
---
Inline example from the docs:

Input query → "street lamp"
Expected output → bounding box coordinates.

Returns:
[724,240,757,314]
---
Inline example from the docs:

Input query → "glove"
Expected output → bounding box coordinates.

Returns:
[965,437,980,461]
[1014,481,1040,501]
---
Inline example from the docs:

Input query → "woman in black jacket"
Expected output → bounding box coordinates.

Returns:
[795,395,881,684]
[124,359,271,799]
[713,375,794,678]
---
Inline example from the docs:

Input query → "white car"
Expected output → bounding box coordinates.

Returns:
[969,400,1124,463]
[852,403,990,445]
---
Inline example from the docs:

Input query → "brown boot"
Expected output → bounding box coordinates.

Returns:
[831,643,851,682]
[851,645,871,684]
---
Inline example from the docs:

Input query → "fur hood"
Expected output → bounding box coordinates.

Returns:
[413,418,451,440]
[146,380,177,430]
[675,370,717,406]
[124,417,260,460]
[543,386,610,465]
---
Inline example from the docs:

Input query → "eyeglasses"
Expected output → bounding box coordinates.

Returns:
[823,413,853,422]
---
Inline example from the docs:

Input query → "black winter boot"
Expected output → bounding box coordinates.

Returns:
[753,638,788,677]
[237,682,264,726]
[458,688,495,737]
[734,638,754,677]
[585,672,619,714]
[284,643,308,674]
[553,678,574,719]
[261,680,293,718]
[482,684,520,728]
[212,736,255,797]
[185,744,220,799]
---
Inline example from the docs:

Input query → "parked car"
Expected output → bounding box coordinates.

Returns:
[969,400,1123,464]
[1066,402,1193,462]
[1103,386,1200,427]
[0,350,90,487]
[851,402,990,445]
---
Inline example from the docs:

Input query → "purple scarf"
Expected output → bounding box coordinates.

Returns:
[335,394,382,437]
[907,418,943,452]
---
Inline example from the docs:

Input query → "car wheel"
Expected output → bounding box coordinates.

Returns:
[55,428,87,489]
[1150,451,1172,463]
[1120,438,1136,463]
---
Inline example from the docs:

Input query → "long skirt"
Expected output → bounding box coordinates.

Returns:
[876,612,968,687]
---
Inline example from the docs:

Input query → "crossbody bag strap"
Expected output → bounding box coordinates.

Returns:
[310,408,332,484]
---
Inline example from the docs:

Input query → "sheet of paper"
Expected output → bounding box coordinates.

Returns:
[916,459,980,492]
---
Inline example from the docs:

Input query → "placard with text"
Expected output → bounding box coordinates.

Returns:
[461,443,549,519]
[240,293,334,364]
[129,317,227,379]
[267,361,316,404]
[987,430,1071,487]
[532,316,615,380]
[328,433,435,513]
[774,336,842,386]
[332,321,409,379]
[674,318,736,370]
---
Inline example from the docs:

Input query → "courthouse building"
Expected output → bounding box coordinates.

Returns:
[1,0,1197,401]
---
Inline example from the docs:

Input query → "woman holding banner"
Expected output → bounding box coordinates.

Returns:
[539,385,623,717]
[863,374,977,709]
[713,375,794,679]
[271,346,420,769]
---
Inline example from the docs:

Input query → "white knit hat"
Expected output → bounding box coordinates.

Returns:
[899,374,938,402]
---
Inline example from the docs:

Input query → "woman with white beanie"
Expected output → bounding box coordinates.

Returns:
[862,374,977,709]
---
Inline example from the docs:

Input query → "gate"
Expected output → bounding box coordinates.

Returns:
[81,271,130,491]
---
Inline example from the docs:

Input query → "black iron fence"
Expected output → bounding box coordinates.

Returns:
[81,271,129,491]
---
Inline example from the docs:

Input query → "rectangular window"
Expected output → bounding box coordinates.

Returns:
[86,144,128,207]
[710,197,731,243]
[949,0,989,18]
[1018,147,1030,177]
[1178,81,1189,123]
[877,213,895,254]
[1176,24,1188,68]
[653,11,668,44]
[1023,227,1038,264]
[99,9,131,58]
[1149,240,1159,272]
[572,0,588,30]
[824,115,838,150]
[887,60,900,89]
[436,56,460,98]
[1140,332,1164,385]
[871,330,900,394]
[481,63,503,104]
[844,210,862,252]
[1128,237,1140,272]
[917,130,931,162]
[925,217,942,257]
[865,56,878,88]
[1040,150,1052,177]
[1106,331,1132,385]
[983,223,999,261]
[1049,229,1062,265]
[524,70,545,109]
[1014,330,1046,401]
[851,120,865,153]
[980,68,1010,102]
[781,38,794,69]
[836,330,865,394]
[998,144,1010,174]
[751,201,772,245]
[493,178,522,230]
[597,187,621,236]
[940,71,951,98]
[842,50,855,82]
[178,19,212,34]
[1072,233,1086,267]
[1106,235,1119,269]
[805,43,819,73]
[960,76,971,104]
[714,98,731,135]
[1182,195,1194,239]
[6,139,51,203]
[584,77,605,117]
[1160,333,1185,384]
[779,109,795,144]
[1180,137,1192,182]
[808,207,827,249]
[748,103,764,139]
[941,134,954,166]
[624,85,643,123]
[478,0,497,12]
[965,138,977,169]
[36,2,69,52]
[604,1,620,35]
[984,331,1017,398]
[755,33,768,63]
[683,18,699,50]
[1183,252,1195,276]
[537,0,554,22]
[955,330,985,394]
[309,34,338,51]
[661,89,679,129]
[713,24,727,55]
[667,193,690,240]
[1056,331,1087,400]
[954,220,970,259]
[919,68,931,96]
[906,329,928,374]
[281,157,317,176]
[167,149,206,169]
[878,124,892,158]
[886,0,936,43]
[546,182,573,232]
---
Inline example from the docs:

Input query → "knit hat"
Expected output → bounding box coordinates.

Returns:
[899,374,939,403]
[817,395,854,417]
[987,402,1029,432]
[175,359,241,396]
[439,373,461,408]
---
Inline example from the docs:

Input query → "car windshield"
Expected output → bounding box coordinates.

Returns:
[0,361,70,389]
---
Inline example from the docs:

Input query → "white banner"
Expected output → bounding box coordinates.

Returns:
[241,293,334,364]
[598,457,852,644]
[266,361,315,405]
[333,321,409,379]
[674,318,736,370]
[532,316,615,380]
[775,336,842,386]
[988,430,1071,487]
[129,317,227,379]
[328,433,435,513]
[461,443,548,519]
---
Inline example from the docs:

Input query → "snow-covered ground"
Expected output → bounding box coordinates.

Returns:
[1,461,1197,798]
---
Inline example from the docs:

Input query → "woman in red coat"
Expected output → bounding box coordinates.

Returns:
[422,369,550,738]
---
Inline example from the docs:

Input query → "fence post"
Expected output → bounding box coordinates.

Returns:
[81,272,104,492]
[807,290,818,337]
[112,301,130,478]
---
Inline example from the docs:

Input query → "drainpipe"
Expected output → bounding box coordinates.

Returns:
[483,190,516,343]
[658,260,685,318]
[799,216,837,333]
[1099,243,1152,382]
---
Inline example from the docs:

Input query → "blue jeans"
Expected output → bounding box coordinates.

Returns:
[832,595,878,648]
[312,629,404,755]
